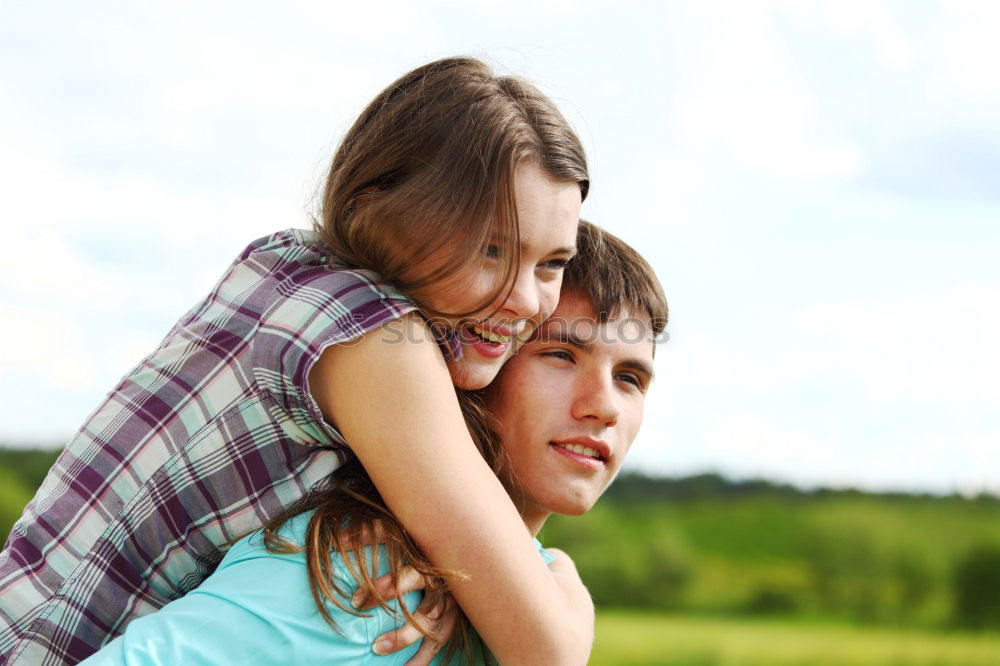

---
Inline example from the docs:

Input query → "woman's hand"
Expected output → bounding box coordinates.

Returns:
[357,566,459,665]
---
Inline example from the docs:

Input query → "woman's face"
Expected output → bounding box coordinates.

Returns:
[425,162,581,390]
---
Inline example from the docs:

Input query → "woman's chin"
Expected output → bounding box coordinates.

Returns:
[447,354,507,390]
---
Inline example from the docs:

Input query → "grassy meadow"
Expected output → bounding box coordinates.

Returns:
[591,611,1000,666]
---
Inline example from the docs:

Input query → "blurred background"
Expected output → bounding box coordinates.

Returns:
[2,1,998,664]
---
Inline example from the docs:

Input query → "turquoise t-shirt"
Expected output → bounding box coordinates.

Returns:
[81,510,555,665]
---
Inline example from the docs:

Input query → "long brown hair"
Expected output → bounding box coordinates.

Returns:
[315,56,589,317]
[263,391,504,661]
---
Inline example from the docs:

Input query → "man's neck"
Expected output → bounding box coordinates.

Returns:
[506,484,551,536]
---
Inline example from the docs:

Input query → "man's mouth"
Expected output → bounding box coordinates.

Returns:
[551,442,606,462]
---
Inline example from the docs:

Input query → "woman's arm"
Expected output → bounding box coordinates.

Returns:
[310,313,594,665]
[362,546,593,664]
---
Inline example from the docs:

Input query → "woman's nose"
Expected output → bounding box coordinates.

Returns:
[499,268,542,319]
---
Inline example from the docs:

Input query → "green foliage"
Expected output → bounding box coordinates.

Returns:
[542,504,694,609]
[952,544,1000,629]
[0,467,33,543]
[797,506,936,621]
[0,446,60,494]
[0,446,59,542]
[557,473,1000,629]
[742,565,812,615]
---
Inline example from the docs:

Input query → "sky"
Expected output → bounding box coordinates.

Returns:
[1,0,997,494]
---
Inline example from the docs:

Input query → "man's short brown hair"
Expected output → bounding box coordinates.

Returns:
[563,220,668,336]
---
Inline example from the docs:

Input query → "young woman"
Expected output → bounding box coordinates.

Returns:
[78,221,669,665]
[0,57,590,665]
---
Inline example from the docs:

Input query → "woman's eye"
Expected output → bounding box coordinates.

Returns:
[483,245,500,259]
[539,258,569,270]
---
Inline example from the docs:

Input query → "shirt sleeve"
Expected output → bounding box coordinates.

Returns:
[250,265,419,447]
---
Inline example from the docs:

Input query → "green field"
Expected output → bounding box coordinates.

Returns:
[592,611,1000,666]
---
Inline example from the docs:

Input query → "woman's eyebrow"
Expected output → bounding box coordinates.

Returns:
[494,232,576,257]
[520,241,577,257]
[545,244,577,257]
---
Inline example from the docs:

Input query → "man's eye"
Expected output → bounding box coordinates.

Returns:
[541,349,573,362]
[617,373,643,389]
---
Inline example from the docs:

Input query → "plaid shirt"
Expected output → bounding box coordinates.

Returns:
[0,229,457,665]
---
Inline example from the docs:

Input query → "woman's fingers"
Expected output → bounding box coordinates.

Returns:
[372,622,428,658]
[402,625,447,666]
[370,594,459,665]
[352,564,429,610]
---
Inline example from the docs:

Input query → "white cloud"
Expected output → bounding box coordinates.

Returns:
[0,305,96,390]
[880,29,913,71]
[797,285,1000,410]
[677,90,865,179]
[699,412,840,476]
[631,278,1000,491]
[819,0,889,35]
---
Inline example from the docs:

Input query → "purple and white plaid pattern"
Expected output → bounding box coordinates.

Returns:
[0,229,448,665]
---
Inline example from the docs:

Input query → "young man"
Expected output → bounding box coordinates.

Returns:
[486,220,664,535]
[374,219,668,663]
[79,221,668,665]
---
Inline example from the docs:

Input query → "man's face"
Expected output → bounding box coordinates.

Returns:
[485,290,655,531]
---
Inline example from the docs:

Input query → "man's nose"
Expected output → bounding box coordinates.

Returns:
[572,373,619,427]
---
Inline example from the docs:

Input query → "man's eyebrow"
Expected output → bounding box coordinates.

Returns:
[542,327,655,381]
[545,328,590,348]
